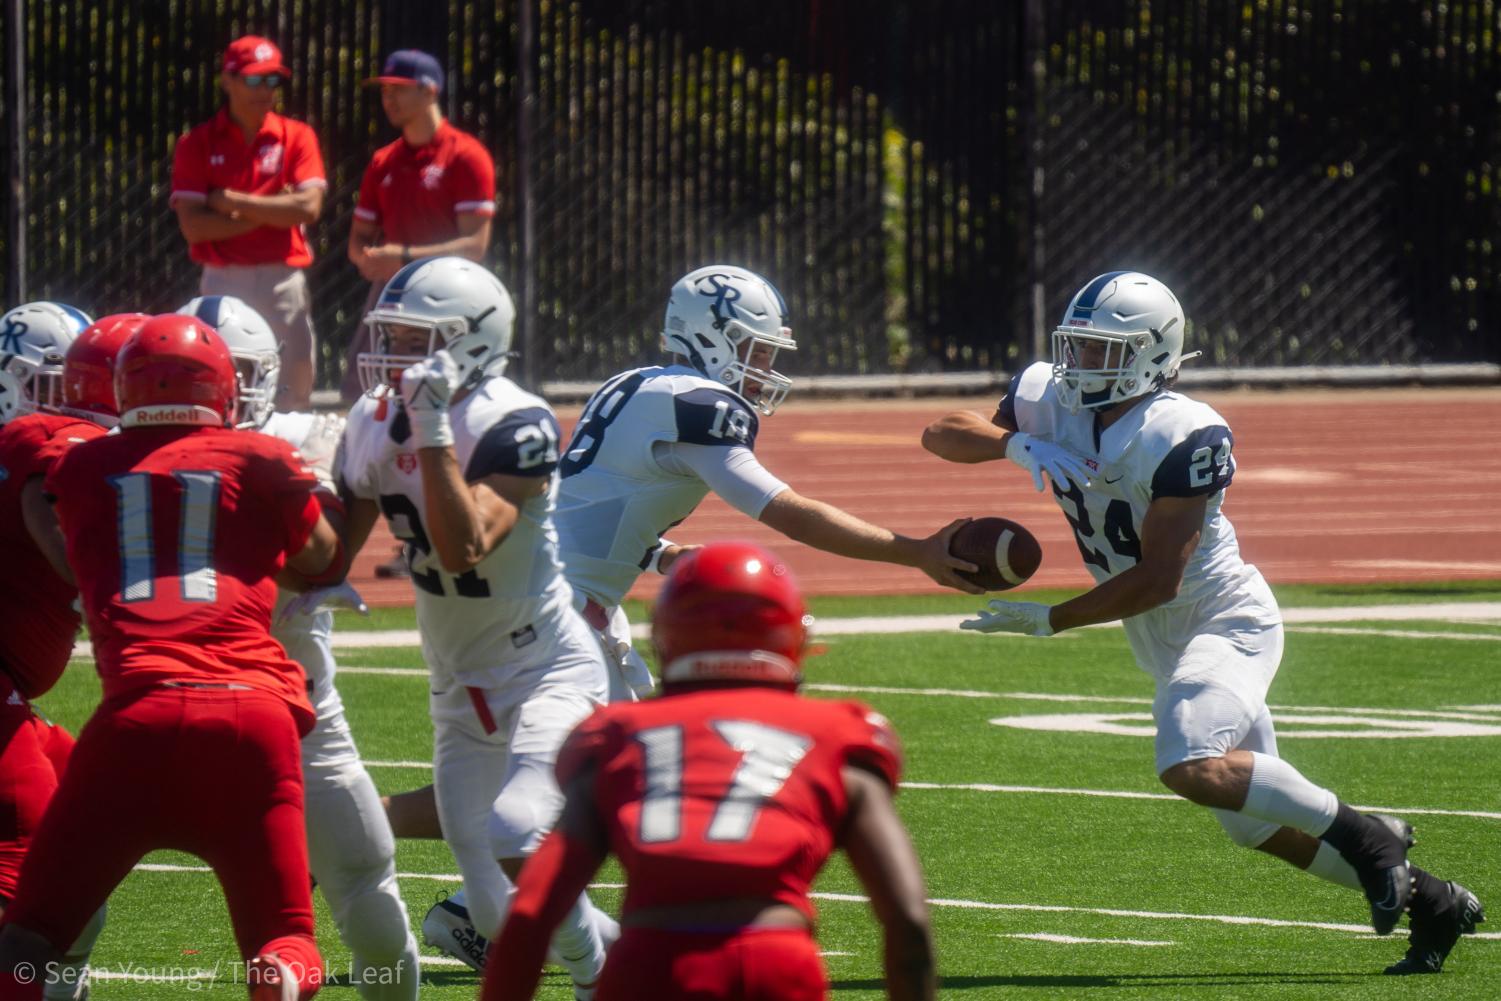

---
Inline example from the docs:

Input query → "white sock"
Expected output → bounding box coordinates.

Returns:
[549,893,609,987]
[1240,752,1339,837]
[1306,840,1363,890]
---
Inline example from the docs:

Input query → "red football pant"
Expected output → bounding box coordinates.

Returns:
[0,690,74,906]
[0,686,321,996]
[597,928,828,1001]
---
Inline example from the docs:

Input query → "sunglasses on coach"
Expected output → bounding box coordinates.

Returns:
[237,73,284,89]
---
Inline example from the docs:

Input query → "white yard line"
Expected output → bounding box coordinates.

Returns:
[128,864,1501,940]
[348,761,1501,821]
[64,601,1501,659]
[1000,933,1175,946]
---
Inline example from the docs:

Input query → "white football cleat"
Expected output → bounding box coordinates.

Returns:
[421,896,489,971]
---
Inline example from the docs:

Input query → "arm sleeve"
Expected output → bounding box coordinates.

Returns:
[19,423,102,482]
[483,825,600,1001]
[1150,425,1236,499]
[450,142,497,216]
[169,129,208,204]
[289,124,327,189]
[257,439,325,554]
[464,408,563,480]
[354,161,382,223]
[657,441,789,518]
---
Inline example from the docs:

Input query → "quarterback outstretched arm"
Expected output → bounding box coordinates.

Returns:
[759,490,983,594]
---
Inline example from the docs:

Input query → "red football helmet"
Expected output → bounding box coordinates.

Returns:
[114,314,238,428]
[652,542,810,689]
[61,313,150,423]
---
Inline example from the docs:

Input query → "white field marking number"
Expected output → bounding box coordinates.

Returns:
[635,720,812,844]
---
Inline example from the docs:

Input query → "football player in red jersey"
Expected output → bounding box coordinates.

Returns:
[0,308,141,999]
[484,542,936,1001]
[0,315,344,1001]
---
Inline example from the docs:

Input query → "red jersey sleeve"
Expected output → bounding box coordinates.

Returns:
[15,420,104,483]
[449,139,497,217]
[287,122,327,191]
[170,126,209,204]
[838,701,904,791]
[555,707,616,786]
[250,436,323,556]
[354,156,384,224]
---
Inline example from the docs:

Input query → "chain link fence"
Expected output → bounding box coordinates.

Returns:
[2,0,1497,391]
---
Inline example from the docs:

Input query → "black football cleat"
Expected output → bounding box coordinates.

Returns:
[1385,881,1485,975]
[1359,814,1415,936]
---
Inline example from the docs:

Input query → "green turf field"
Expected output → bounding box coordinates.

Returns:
[32,582,1501,998]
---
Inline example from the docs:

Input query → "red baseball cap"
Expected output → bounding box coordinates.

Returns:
[222,35,290,77]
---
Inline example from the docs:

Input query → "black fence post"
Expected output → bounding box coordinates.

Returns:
[514,0,536,386]
[5,0,25,304]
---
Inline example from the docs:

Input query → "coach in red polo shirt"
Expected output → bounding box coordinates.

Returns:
[171,35,326,411]
[341,49,497,402]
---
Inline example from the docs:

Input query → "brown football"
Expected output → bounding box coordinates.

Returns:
[948,517,1043,591]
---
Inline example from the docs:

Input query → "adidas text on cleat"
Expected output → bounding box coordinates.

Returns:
[422,896,489,972]
[1360,814,1414,936]
[1385,881,1485,975]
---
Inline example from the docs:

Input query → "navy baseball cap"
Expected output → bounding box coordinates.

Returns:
[364,49,444,92]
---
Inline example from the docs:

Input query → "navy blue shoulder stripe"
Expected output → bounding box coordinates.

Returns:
[1070,270,1133,319]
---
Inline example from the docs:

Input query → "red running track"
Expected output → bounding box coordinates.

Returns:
[348,387,1501,606]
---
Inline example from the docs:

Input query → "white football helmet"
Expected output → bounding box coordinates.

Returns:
[176,295,281,427]
[663,265,795,415]
[0,301,93,423]
[1052,271,1188,414]
[358,256,516,395]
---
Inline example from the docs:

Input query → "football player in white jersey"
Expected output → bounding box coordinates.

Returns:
[336,257,614,996]
[558,263,981,701]
[921,271,1483,974]
[177,294,421,999]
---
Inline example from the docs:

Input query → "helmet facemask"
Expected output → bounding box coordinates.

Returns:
[1052,326,1171,413]
[230,347,282,428]
[357,310,506,396]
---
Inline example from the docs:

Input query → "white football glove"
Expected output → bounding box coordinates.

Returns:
[399,349,460,449]
[1005,432,1091,492]
[277,581,370,623]
[960,599,1055,637]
